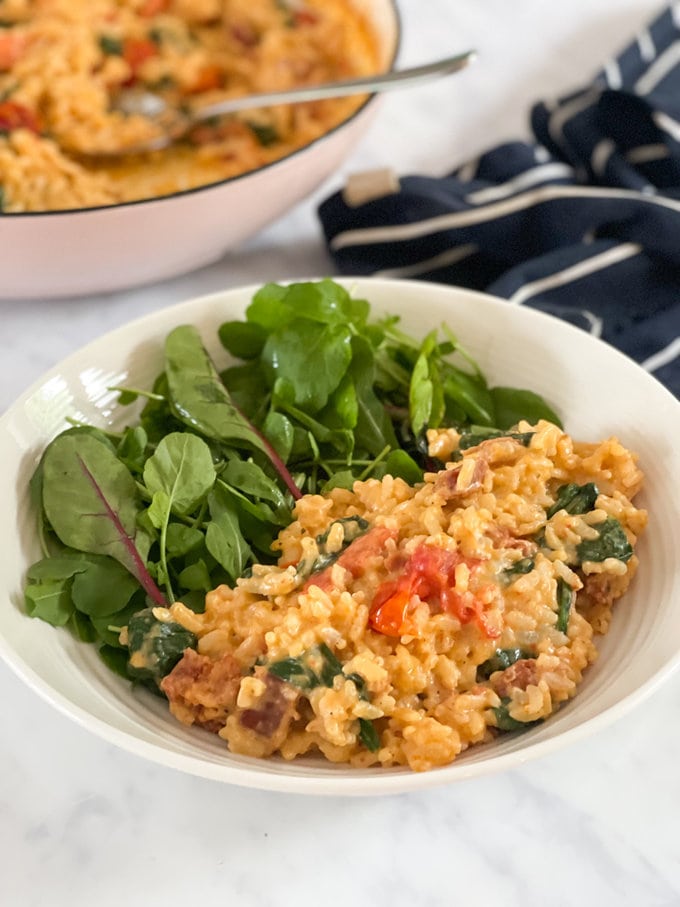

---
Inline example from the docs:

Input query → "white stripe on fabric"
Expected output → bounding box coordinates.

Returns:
[534,146,551,163]
[604,59,623,89]
[635,40,680,94]
[640,336,680,372]
[580,311,604,338]
[548,88,601,147]
[374,243,478,279]
[654,110,680,141]
[507,244,642,307]
[456,157,479,182]
[637,30,656,62]
[626,143,670,163]
[591,139,616,176]
[330,185,680,251]
[464,163,573,205]
[673,1,680,29]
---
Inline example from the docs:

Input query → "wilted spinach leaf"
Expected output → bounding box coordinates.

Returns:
[547,482,599,519]
[576,518,633,564]
[126,608,197,688]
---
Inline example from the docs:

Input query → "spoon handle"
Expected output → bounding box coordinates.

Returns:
[191,50,476,121]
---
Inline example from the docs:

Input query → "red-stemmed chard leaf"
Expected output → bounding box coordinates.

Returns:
[41,431,165,605]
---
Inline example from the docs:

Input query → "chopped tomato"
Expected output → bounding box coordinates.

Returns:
[304,526,396,593]
[294,9,320,26]
[139,0,170,16]
[187,63,223,94]
[369,579,416,637]
[0,100,39,134]
[0,32,27,71]
[369,544,498,638]
[123,37,158,80]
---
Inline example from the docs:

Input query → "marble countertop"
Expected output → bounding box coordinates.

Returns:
[3,2,679,905]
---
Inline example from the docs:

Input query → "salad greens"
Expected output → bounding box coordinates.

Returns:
[23,278,563,686]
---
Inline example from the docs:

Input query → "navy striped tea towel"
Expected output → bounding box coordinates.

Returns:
[318,4,680,397]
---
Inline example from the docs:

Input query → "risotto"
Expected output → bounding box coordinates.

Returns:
[149,420,647,772]
[0,0,379,211]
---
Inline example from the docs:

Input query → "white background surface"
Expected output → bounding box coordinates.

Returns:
[3,1,679,905]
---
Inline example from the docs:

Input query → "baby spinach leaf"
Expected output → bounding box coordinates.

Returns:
[547,482,599,519]
[71,556,139,618]
[490,387,562,431]
[70,611,98,643]
[25,580,74,626]
[576,518,633,564]
[165,524,204,558]
[205,484,252,581]
[143,432,216,517]
[26,555,90,583]
[178,560,212,592]
[40,432,165,605]
[99,644,130,679]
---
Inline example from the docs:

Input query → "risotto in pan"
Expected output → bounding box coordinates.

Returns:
[148,420,646,771]
[0,0,379,211]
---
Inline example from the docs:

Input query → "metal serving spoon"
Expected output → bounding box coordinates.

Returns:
[97,49,476,156]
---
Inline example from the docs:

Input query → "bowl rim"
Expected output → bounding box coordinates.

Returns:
[3,276,680,796]
[1,0,402,220]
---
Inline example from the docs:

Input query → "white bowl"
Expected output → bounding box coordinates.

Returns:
[2,277,680,795]
[0,1,399,300]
